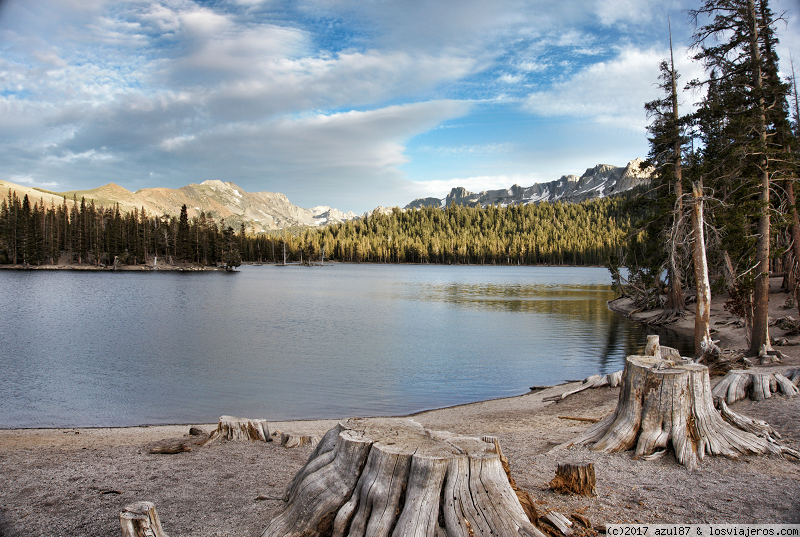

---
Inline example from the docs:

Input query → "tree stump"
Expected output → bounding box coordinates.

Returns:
[568,356,798,470]
[644,335,682,361]
[712,370,799,404]
[261,417,547,537]
[120,501,169,537]
[211,415,271,442]
[548,462,596,496]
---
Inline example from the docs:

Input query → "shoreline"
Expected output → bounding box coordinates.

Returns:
[2,281,799,535]
[0,263,226,271]
[0,382,569,449]
[1,373,798,535]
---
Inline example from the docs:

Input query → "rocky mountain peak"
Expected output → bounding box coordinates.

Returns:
[403,159,652,210]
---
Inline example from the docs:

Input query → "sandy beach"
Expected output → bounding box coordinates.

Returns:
[2,280,800,536]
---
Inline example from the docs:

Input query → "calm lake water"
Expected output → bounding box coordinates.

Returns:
[0,265,692,428]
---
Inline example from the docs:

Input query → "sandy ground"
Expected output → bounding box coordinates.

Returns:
[2,280,800,536]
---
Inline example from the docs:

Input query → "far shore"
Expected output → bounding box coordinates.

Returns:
[0,262,226,271]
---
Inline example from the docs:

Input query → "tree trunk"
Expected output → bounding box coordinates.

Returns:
[262,417,547,537]
[666,20,685,316]
[784,178,800,318]
[748,0,771,357]
[692,181,712,357]
[567,356,797,470]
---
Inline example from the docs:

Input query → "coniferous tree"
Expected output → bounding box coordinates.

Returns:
[689,0,792,354]
[177,204,191,262]
[643,32,689,319]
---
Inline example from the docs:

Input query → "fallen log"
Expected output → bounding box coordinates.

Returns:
[147,427,214,454]
[542,371,623,402]
[262,417,548,537]
[566,356,799,470]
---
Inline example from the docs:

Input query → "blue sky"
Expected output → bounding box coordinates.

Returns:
[1,0,798,214]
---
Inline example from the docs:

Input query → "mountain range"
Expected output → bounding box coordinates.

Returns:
[0,179,357,233]
[404,158,653,210]
[1,159,651,232]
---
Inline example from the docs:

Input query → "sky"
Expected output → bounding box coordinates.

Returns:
[1,0,798,214]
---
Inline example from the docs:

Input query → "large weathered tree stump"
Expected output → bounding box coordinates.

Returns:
[262,417,547,537]
[120,501,169,537]
[211,415,271,442]
[568,356,798,470]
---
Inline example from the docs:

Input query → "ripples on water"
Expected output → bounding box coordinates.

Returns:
[0,265,692,428]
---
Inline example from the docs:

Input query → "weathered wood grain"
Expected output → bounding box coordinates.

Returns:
[262,417,548,537]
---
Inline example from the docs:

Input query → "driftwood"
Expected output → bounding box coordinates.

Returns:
[147,427,214,454]
[120,501,169,537]
[567,355,799,470]
[272,430,320,448]
[542,511,573,536]
[542,371,623,402]
[212,415,271,442]
[548,462,596,496]
[712,370,799,404]
[262,417,547,537]
[558,416,601,423]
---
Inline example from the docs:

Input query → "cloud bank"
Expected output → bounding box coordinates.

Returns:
[0,0,796,212]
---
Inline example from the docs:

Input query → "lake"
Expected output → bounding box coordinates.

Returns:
[0,264,692,428]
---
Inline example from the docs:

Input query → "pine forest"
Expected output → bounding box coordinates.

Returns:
[0,192,638,269]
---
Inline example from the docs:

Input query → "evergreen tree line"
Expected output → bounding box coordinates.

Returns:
[0,194,242,269]
[2,189,640,268]
[616,0,799,356]
[286,196,638,266]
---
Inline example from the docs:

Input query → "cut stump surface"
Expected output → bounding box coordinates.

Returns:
[262,417,547,537]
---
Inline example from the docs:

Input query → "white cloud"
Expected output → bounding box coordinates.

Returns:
[522,45,703,131]
[417,143,514,157]
[7,175,60,188]
[169,100,473,170]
